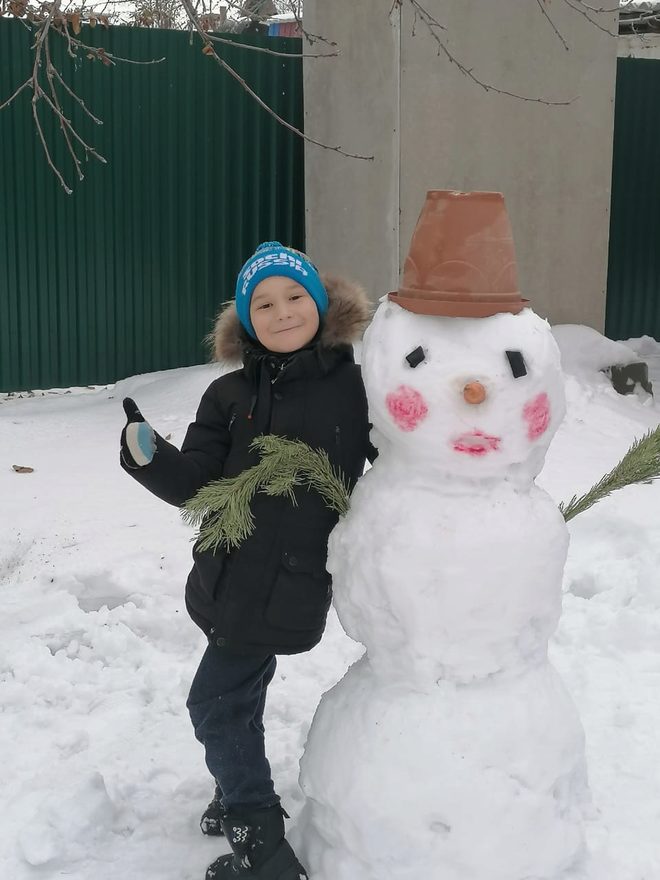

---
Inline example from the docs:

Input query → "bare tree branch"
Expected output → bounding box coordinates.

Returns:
[30,0,74,193]
[0,1,153,191]
[206,31,337,59]
[45,35,85,181]
[1,0,348,193]
[179,0,373,160]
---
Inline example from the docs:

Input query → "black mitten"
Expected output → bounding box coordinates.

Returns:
[120,397,156,469]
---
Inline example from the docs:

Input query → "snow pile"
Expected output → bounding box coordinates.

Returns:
[552,324,640,380]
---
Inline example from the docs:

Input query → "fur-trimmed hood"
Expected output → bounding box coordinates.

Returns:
[208,274,372,363]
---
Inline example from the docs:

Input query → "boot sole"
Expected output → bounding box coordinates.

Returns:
[206,841,308,880]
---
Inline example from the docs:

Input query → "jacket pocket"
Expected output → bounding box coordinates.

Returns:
[265,549,332,632]
[192,544,227,604]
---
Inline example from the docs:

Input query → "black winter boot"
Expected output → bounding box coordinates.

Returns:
[201,783,225,837]
[205,804,308,880]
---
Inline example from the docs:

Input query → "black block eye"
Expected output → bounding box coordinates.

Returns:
[505,350,527,378]
[405,346,426,368]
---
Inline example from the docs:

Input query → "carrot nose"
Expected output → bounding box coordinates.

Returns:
[463,381,487,405]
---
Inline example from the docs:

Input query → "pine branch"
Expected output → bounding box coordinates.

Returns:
[181,435,351,551]
[559,425,660,522]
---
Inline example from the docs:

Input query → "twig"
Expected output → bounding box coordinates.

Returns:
[86,50,165,66]
[576,1,621,13]
[277,0,337,48]
[59,13,78,59]
[561,0,619,36]
[408,0,447,32]
[535,0,570,50]
[32,98,72,194]
[52,28,167,65]
[0,78,31,112]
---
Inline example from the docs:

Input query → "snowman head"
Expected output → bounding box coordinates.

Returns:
[362,299,565,483]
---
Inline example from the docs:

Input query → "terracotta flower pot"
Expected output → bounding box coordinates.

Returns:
[389,190,529,318]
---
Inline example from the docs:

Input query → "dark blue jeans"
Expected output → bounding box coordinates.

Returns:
[186,646,279,810]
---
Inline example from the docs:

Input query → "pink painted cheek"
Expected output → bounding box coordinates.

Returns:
[385,385,429,432]
[523,392,551,440]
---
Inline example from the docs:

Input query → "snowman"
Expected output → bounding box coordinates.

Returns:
[296,191,589,880]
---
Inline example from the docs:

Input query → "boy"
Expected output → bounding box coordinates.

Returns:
[120,242,372,879]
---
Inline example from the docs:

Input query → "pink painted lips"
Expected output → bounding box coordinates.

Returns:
[452,430,502,456]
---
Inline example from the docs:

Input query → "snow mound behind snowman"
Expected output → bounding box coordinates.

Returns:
[552,325,640,380]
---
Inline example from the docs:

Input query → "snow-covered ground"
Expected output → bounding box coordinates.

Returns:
[2,330,660,879]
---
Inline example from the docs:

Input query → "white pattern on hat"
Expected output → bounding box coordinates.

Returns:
[240,251,309,297]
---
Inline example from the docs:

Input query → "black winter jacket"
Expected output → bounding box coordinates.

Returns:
[121,275,373,655]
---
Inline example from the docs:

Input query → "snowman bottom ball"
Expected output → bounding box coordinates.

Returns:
[296,657,588,880]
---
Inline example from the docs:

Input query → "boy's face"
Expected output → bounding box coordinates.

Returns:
[250,276,320,353]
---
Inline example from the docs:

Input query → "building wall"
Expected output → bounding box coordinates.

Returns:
[304,0,619,329]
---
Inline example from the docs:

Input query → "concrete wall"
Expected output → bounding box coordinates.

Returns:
[304,0,619,329]
[302,3,400,303]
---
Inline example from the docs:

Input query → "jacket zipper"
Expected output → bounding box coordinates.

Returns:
[271,361,289,385]
[247,358,289,421]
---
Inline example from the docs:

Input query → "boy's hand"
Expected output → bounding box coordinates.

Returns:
[120,397,156,469]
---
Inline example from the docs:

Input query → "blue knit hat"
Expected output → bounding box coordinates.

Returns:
[235,241,328,339]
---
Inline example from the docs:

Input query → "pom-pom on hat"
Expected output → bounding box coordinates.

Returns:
[235,241,328,338]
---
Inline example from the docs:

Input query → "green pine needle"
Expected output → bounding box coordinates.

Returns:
[182,434,351,551]
[559,424,660,522]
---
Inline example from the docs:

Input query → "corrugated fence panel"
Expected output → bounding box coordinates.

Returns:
[606,58,660,342]
[0,21,304,391]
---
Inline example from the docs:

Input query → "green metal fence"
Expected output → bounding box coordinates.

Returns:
[0,21,304,391]
[606,57,660,342]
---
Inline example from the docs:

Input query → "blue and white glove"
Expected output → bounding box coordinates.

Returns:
[120,398,156,469]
